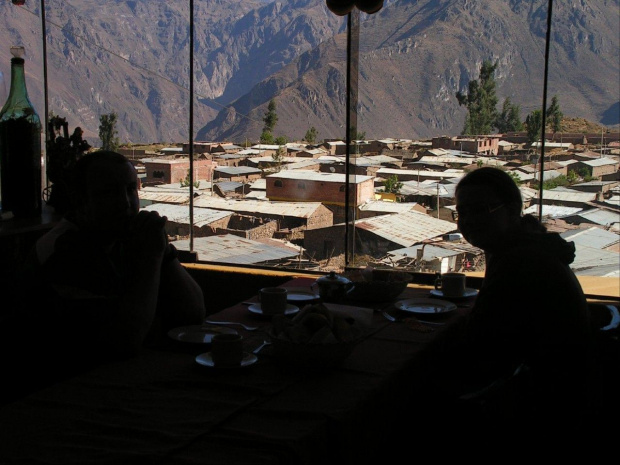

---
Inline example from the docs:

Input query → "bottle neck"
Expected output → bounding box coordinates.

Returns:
[0,57,38,119]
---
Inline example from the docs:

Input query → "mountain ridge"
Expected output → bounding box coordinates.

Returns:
[1,0,617,145]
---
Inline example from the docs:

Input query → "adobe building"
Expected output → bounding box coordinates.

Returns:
[142,158,217,186]
[432,135,500,156]
[266,170,375,207]
[266,170,375,224]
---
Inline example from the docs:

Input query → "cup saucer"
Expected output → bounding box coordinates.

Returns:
[430,288,478,299]
[248,303,299,316]
[195,352,258,368]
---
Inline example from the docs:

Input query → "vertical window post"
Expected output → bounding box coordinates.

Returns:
[345,9,359,267]
[538,0,553,222]
[189,0,195,251]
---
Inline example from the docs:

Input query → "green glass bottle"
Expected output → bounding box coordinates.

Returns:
[0,46,42,218]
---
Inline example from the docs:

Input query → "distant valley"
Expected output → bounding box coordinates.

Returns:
[1,0,618,145]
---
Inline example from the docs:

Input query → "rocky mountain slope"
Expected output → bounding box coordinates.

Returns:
[0,0,617,145]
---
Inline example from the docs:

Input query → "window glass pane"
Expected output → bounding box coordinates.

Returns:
[349,1,619,296]
[28,1,615,295]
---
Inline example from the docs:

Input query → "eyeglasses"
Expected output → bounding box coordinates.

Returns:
[452,203,504,221]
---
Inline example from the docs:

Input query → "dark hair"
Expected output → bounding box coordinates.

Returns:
[456,167,523,214]
[456,167,546,232]
[70,150,131,204]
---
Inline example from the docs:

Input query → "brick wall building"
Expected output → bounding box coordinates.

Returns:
[142,158,216,185]
[266,170,375,206]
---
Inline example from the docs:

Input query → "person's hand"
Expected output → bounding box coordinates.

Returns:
[126,210,168,262]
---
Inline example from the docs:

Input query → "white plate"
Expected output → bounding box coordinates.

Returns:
[248,303,300,316]
[195,352,258,368]
[167,325,238,344]
[394,298,457,315]
[285,288,320,303]
[430,288,478,299]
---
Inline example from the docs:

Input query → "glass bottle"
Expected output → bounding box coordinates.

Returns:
[0,46,42,218]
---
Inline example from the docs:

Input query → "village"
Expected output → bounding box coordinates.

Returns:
[121,131,620,278]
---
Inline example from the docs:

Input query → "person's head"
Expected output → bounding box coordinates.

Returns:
[454,167,523,251]
[71,150,139,240]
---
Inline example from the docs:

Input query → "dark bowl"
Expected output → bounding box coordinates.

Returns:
[344,270,412,303]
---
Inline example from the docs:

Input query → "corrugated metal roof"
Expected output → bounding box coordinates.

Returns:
[388,244,461,260]
[251,144,280,150]
[358,200,420,213]
[215,166,261,175]
[378,168,464,179]
[582,157,618,167]
[355,211,457,247]
[192,196,325,218]
[141,204,232,225]
[604,196,620,207]
[569,244,620,277]
[543,189,598,202]
[561,226,619,249]
[400,180,456,197]
[172,234,300,265]
[215,181,243,192]
[282,160,321,170]
[267,170,373,184]
[216,153,248,159]
[139,191,190,204]
[573,208,620,227]
[523,204,582,217]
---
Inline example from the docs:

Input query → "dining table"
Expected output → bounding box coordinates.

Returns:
[0,276,477,465]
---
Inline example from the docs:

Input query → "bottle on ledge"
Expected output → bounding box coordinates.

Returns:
[0,45,42,218]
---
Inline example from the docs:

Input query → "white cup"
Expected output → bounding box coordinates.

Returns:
[259,287,288,315]
[211,333,243,366]
[435,272,466,298]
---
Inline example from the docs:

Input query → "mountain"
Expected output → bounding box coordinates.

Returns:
[0,0,618,145]
[198,0,620,141]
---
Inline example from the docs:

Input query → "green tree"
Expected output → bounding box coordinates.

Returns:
[382,175,403,194]
[567,170,578,183]
[495,97,524,133]
[304,126,318,144]
[456,60,499,135]
[179,169,200,189]
[525,110,543,144]
[547,95,563,134]
[507,170,522,185]
[260,130,274,144]
[99,112,120,151]
[274,135,288,146]
[262,99,278,133]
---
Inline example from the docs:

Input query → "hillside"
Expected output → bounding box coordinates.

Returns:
[1,0,618,145]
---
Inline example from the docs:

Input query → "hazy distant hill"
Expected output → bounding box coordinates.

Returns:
[1,0,617,145]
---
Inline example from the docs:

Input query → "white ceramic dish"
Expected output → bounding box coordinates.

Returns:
[394,298,457,315]
[168,325,238,344]
[195,352,258,368]
[429,288,478,299]
[248,303,299,316]
[285,288,320,303]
